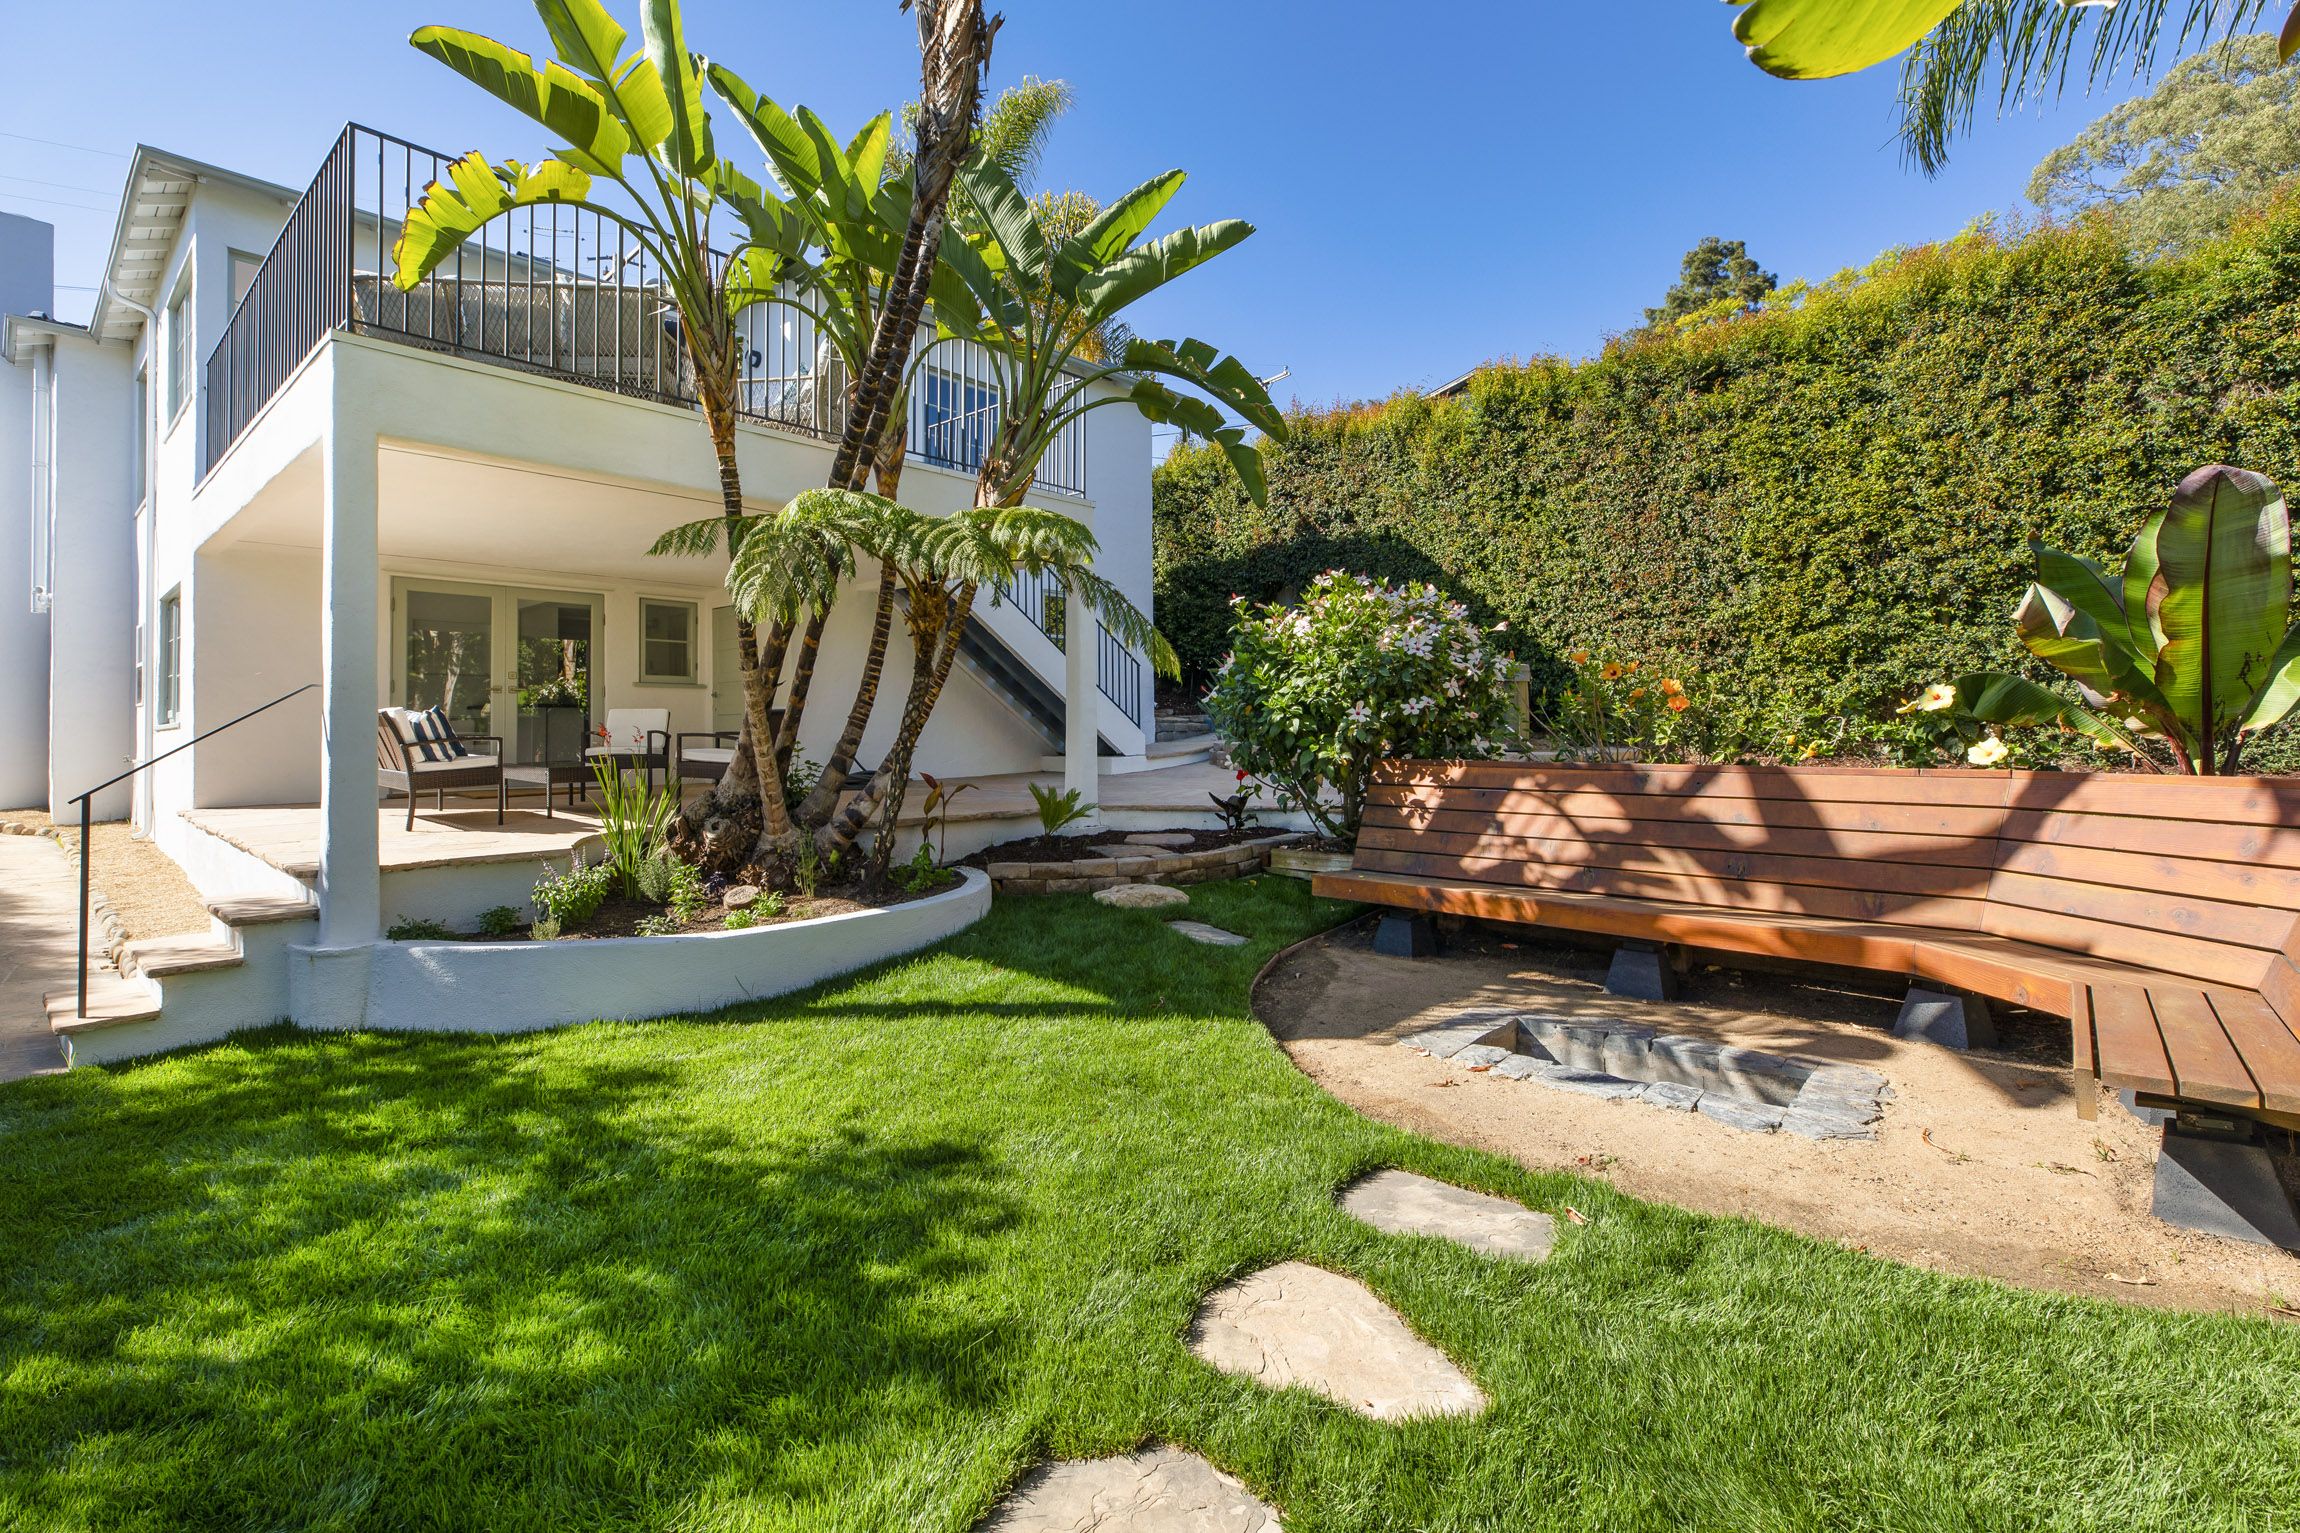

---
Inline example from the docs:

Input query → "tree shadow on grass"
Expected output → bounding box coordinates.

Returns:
[0,1026,1021,1529]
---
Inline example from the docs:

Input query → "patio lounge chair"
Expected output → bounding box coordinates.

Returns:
[675,712,787,787]
[376,708,505,830]
[586,708,671,793]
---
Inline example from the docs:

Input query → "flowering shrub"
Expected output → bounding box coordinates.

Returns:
[1203,572,1518,841]
[1541,652,1700,762]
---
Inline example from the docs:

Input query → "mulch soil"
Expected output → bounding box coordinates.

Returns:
[451,872,962,943]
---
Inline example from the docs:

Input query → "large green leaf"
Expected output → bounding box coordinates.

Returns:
[639,0,712,174]
[2032,544,2135,651]
[410,27,631,171]
[1063,170,1183,271]
[1730,0,1962,80]
[2147,464,2291,742]
[393,155,594,288]
[2124,507,2167,660]
[959,159,1049,291]
[708,63,822,197]
[1123,337,1286,440]
[532,0,628,81]
[1954,672,2142,756]
[2240,622,2300,733]
[1075,219,1253,324]
[1128,379,1268,506]
[611,55,676,155]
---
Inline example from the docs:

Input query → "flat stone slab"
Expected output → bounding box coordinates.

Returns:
[1339,1170,1556,1263]
[1399,1011,1521,1059]
[1125,832,1200,849]
[1169,920,1248,947]
[1095,883,1190,910]
[980,1446,1281,1531]
[1188,1261,1485,1421]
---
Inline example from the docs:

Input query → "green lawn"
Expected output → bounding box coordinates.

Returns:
[2,878,2294,1531]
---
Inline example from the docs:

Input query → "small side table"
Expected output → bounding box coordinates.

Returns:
[503,761,592,819]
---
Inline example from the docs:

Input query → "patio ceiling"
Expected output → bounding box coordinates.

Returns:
[207,443,767,588]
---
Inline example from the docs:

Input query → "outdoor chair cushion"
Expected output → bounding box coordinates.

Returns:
[681,746,736,765]
[390,706,470,763]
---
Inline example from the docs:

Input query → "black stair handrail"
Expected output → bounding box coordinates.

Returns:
[64,684,320,1019]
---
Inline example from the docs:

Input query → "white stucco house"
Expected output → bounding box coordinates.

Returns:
[2,129,1190,1063]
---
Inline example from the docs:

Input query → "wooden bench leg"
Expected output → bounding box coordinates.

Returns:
[1373,913,1437,959]
[2073,1066,2099,1122]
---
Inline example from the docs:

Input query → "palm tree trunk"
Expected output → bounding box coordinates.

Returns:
[827,0,994,493]
[773,607,827,778]
[798,429,911,829]
[695,389,790,834]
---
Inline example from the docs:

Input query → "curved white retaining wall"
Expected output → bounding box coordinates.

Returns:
[344,868,991,1035]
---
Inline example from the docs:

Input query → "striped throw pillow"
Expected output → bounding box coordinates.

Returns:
[401,706,470,764]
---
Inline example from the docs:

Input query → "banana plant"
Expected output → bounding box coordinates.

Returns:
[935,155,1288,508]
[394,0,814,852]
[1958,465,2300,774]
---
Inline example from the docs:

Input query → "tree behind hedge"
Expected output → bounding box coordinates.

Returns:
[1152,194,2300,746]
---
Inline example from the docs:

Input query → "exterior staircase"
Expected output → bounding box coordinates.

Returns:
[47,893,317,1066]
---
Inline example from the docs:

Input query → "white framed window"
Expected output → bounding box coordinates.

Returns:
[639,598,698,684]
[165,278,192,425]
[156,590,182,726]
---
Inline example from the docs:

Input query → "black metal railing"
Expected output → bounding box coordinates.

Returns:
[65,684,320,1018]
[1097,622,1144,727]
[204,124,1088,496]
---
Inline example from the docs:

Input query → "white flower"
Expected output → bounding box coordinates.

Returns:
[1966,737,2010,767]
[1345,701,1372,725]
[1913,683,1957,714]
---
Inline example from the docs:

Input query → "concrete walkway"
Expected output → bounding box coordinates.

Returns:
[0,832,76,1080]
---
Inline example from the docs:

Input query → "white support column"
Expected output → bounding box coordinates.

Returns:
[1063,583,1099,818]
[317,407,381,947]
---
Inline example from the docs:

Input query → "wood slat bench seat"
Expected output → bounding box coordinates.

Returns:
[1314,762,2300,1131]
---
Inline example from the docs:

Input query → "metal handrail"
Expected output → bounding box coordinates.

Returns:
[66,684,320,1018]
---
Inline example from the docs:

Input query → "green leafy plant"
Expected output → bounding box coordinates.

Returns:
[386,917,455,942]
[664,858,709,923]
[1540,652,1700,763]
[794,837,826,901]
[919,772,977,864]
[721,906,759,931]
[1204,572,1520,842]
[1028,784,1095,837]
[1208,770,1261,832]
[533,853,614,933]
[531,912,563,942]
[635,913,681,938]
[589,757,679,897]
[895,841,948,894]
[1956,466,2300,775]
[476,905,522,938]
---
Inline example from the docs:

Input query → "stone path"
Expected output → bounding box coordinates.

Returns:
[1168,921,1247,948]
[1402,1010,1889,1139]
[1096,884,1190,910]
[1340,1170,1557,1262]
[0,832,75,1081]
[1187,1260,1486,1420]
[980,1447,1282,1531]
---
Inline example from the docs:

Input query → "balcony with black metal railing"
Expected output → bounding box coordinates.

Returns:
[202,125,1088,499]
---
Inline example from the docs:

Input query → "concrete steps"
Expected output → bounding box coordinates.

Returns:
[45,893,317,1065]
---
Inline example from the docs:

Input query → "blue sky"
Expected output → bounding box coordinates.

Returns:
[1,1,2195,408]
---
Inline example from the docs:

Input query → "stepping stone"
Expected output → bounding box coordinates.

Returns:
[1451,1043,1515,1069]
[1399,1011,1520,1059]
[1187,1261,1485,1421]
[1779,1106,1879,1141]
[1168,920,1248,947]
[1096,883,1190,910]
[1125,832,1199,849]
[979,1446,1281,1531]
[1696,1095,1785,1133]
[1339,1170,1556,1263]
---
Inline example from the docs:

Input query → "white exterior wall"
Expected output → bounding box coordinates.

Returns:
[0,214,56,808]
[41,330,137,819]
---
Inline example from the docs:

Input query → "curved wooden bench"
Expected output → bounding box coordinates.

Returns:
[1312,762,2300,1133]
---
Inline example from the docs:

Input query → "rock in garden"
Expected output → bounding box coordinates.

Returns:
[1094,883,1190,910]
[979,1447,1281,1532]
[722,885,762,910]
[1168,920,1249,947]
[1125,832,1198,848]
[1339,1170,1557,1263]
[1188,1261,1485,1420]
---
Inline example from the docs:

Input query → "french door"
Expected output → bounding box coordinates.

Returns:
[393,579,605,764]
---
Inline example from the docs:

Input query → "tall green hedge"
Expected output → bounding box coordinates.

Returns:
[1152,201,2300,738]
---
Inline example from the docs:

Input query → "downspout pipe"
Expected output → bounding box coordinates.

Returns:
[100,279,160,838]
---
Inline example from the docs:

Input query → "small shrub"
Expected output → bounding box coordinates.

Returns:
[895,842,946,894]
[783,754,825,814]
[1541,653,1702,763]
[1205,572,1519,841]
[533,853,613,931]
[476,905,522,938]
[722,906,759,930]
[1029,784,1094,836]
[634,913,680,937]
[663,858,710,923]
[795,837,825,900]
[589,757,677,899]
[531,912,563,942]
[385,916,454,942]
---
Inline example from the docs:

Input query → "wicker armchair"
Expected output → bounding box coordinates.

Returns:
[376,711,506,830]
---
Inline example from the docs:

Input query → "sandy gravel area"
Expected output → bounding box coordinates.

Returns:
[1257,917,2300,1317]
[0,810,212,942]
